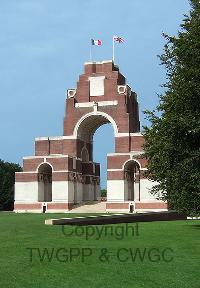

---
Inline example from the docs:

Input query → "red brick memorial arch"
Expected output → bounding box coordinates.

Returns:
[14,60,167,213]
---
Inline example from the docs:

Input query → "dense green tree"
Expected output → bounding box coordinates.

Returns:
[143,0,200,216]
[101,189,107,197]
[0,159,22,210]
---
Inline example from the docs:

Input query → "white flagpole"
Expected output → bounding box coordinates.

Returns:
[90,39,92,62]
[112,36,115,62]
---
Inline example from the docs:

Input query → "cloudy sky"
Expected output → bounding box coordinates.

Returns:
[0,0,190,187]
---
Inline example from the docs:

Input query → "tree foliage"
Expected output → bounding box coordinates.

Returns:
[143,0,200,216]
[101,189,107,197]
[0,159,22,210]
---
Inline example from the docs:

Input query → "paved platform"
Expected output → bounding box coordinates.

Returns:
[68,201,106,213]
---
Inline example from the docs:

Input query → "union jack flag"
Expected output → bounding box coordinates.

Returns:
[113,36,125,43]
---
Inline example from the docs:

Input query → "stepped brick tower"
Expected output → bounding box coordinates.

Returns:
[14,60,167,213]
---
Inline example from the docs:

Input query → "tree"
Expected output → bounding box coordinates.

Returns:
[101,189,107,197]
[0,159,22,210]
[143,0,200,216]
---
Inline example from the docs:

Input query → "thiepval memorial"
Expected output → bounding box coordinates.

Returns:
[14,60,168,213]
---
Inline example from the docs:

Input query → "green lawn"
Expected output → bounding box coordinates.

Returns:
[0,213,199,288]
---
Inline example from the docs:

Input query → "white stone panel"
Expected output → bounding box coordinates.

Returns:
[76,182,83,203]
[67,181,75,203]
[107,180,125,202]
[52,181,69,202]
[89,76,105,96]
[15,210,42,213]
[15,182,38,202]
[75,101,118,108]
[140,179,159,201]
[134,182,140,201]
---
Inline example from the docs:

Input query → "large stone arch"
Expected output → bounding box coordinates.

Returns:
[74,112,116,165]
[15,60,168,213]
[74,111,118,141]
[36,161,54,172]
[73,113,116,202]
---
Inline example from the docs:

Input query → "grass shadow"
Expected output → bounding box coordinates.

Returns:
[185,224,200,229]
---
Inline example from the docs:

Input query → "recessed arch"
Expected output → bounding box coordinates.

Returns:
[122,158,141,170]
[36,161,54,172]
[38,163,52,202]
[81,147,89,162]
[123,159,141,202]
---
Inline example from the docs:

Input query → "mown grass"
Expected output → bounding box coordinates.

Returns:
[0,213,199,288]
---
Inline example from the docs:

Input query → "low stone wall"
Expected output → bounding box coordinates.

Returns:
[45,211,187,226]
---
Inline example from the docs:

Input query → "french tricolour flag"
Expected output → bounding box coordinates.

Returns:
[91,39,102,46]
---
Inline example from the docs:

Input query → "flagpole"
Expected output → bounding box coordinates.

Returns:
[90,39,92,62]
[112,36,115,62]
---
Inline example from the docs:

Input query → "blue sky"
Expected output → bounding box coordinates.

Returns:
[0,0,190,188]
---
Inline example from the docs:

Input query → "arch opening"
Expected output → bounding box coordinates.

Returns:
[76,113,115,198]
[38,163,52,202]
[77,114,111,142]
[93,123,115,190]
[74,112,118,142]
[124,160,140,201]
[76,113,116,161]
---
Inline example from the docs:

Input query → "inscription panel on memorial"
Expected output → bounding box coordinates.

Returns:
[89,76,105,96]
